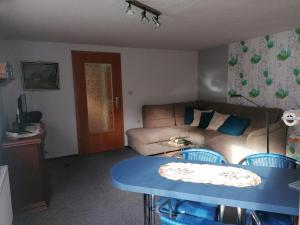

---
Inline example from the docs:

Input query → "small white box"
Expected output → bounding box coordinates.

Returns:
[0,166,13,225]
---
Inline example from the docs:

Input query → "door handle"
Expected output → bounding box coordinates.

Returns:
[113,96,120,109]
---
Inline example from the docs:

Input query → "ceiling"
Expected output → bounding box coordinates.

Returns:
[0,0,300,50]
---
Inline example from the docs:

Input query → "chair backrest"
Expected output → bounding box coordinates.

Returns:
[239,153,298,169]
[160,216,187,225]
[180,148,227,164]
[160,215,230,225]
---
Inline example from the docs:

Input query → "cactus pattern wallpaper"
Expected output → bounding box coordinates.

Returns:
[227,28,300,160]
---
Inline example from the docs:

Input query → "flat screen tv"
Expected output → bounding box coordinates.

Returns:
[22,62,59,90]
[17,94,27,129]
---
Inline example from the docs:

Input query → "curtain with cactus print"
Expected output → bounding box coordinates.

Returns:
[227,28,300,160]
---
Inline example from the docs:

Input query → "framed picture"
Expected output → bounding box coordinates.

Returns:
[22,62,60,90]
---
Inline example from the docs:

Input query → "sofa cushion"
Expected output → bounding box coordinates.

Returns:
[174,102,195,126]
[184,106,194,125]
[207,112,229,131]
[218,115,251,136]
[199,111,214,129]
[186,127,219,146]
[126,126,190,144]
[190,109,213,127]
[128,138,181,155]
[205,134,248,163]
[142,104,175,128]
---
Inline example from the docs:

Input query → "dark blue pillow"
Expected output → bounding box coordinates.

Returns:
[199,111,214,129]
[218,115,251,136]
[184,106,194,125]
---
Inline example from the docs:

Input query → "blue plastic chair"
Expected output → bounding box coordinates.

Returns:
[157,148,227,222]
[239,153,298,225]
[239,153,298,169]
[160,213,235,225]
[180,148,227,164]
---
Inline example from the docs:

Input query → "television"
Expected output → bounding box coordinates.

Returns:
[17,94,27,129]
[8,94,42,134]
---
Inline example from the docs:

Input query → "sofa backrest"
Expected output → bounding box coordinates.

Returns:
[173,102,195,126]
[142,102,195,128]
[142,100,283,128]
[142,104,175,128]
[195,101,283,127]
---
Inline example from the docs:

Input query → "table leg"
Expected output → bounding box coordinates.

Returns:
[237,207,243,225]
[298,196,300,225]
[144,194,149,225]
[219,205,225,222]
[143,194,155,225]
[150,195,155,225]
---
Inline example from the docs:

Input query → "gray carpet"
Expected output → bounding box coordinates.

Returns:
[13,148,238,225]
[13,148,144,225]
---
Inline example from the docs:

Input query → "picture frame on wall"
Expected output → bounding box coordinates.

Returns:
[22,61,60,90]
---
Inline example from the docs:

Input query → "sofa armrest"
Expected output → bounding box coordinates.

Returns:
[246,121,287,154]
[247,121,283,138]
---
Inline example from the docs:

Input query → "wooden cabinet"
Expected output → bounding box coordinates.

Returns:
[0,125,49,214]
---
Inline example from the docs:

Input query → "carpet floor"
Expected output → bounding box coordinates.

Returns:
[13,148,239,225]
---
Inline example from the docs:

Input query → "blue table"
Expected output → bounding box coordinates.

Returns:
[289,180,300,225]
[111,156,300,225]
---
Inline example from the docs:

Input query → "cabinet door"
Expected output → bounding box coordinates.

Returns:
[2,144,48,212]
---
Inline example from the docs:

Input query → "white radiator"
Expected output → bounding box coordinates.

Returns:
[0,166,13,225]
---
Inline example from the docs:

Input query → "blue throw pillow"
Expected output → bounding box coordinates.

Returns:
[184,106,194,125]
[199,111,214,129]
[218,115,251,136]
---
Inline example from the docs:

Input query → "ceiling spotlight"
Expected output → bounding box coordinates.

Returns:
[141,10,150,24]
[124,0,161,27]
[152,15,161,27]
[126,3,135,16]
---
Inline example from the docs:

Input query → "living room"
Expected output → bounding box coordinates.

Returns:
[0,1,300,225]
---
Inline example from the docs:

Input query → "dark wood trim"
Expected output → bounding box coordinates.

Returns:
[71,51,83,154]
[71,51,124,154]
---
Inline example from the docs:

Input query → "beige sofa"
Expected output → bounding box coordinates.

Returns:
[126,101,287,163]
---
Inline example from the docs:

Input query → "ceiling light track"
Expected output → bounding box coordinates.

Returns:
[125,0,161,27]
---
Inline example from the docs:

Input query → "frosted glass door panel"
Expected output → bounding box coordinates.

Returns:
[84,63,114,134]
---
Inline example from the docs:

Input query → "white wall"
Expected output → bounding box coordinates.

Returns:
[0,40,198,158]
[0,41,21,143]
[198,45,228,103]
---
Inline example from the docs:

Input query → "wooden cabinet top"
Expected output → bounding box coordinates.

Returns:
[288,136,300,144]
[1,123,45,149]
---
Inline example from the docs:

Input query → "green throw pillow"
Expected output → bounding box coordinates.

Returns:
[199,111,214,129]
[218,115,251,136]
[184,106,194,125]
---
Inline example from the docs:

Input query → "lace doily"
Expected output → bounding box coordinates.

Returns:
[159,162,261,188]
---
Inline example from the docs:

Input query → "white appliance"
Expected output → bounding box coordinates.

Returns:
[0,166,13,225]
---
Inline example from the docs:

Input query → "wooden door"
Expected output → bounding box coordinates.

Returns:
[72,51,124,154]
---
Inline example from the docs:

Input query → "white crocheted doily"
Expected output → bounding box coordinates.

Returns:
[159,162,261,188]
